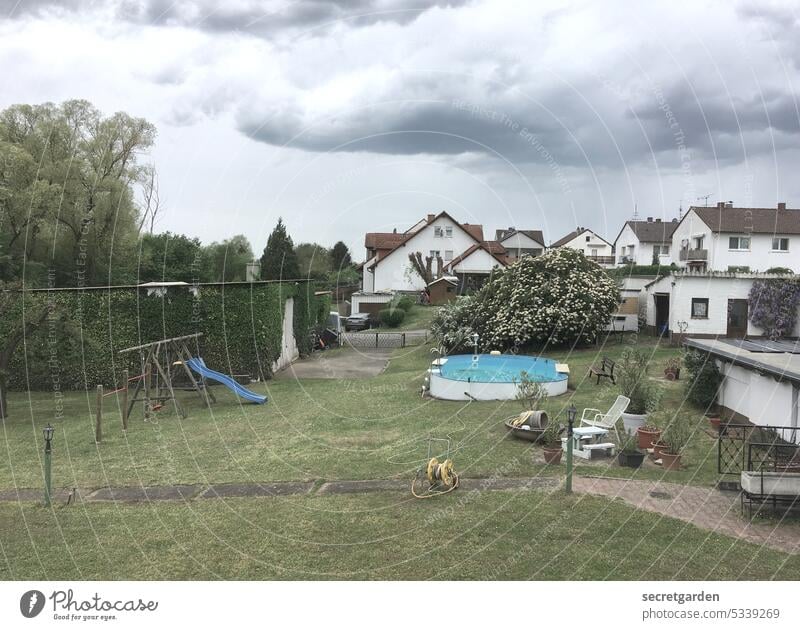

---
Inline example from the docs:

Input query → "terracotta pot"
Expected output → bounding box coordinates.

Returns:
[660,451,682,471]
[543,446,563,465]
[650,440,669,458]
[637,427,661,450]
[708,416,721,430]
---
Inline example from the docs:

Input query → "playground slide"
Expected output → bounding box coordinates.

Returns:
[185,357,268,404]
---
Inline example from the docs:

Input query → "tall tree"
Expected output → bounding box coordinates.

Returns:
[295,242,330,280]
[260,218,299,280]
[330,241,352,270]
[0,100,156,287]
[205,235,254,282]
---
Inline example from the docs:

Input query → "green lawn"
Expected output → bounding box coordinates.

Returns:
[4,334,794,580]
[0,336,718,490]
[2,491,797,580]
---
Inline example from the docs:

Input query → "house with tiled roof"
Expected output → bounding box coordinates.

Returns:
[494,228,545,261]
[672,202,800,272]
[550,227,615,268]
[613,217,679,266]
[361,212,511,293]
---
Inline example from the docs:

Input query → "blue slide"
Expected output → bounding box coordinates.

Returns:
[186,357,268,404]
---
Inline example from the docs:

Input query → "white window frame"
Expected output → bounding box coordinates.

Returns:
[728,236,751,251]
[429,250,441,258]
[434,226,443,238]
[444,250,453,261]
[771,237,789,252]
[445,226,453,237]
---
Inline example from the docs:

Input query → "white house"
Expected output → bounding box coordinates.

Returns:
[494,228,545,260]
[672,202,800,272]
[613,218,678,266]
[361,212,508,293]
[685,337,800,438]
[643,271,800,341]
[551,227,615,267]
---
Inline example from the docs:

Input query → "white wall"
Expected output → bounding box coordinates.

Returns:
[451,248,502,274]
[500,232,543,258]
[370,216,480,291]
[644,274,800,337]
[272,297,299,372]
[559,229,613,257]
[351,292,394,314]
[718,362,799,433]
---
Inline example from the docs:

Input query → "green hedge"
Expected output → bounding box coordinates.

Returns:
[6,281,327,391]
[379,307,405,327]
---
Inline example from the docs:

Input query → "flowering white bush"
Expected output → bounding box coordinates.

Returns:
[430,296,480,351]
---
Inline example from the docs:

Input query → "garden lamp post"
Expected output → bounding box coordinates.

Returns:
[471,333,479,360]
[565,405,576,494]
[42,424,54,507]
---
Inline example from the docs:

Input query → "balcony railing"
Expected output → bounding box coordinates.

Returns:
[587,255,615,265]
[679,248,708,262]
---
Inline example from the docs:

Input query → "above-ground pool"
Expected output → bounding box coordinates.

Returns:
[428,353,568,401]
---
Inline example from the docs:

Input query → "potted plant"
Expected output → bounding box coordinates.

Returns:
[617,349,662,434]
[636,424,662,450]
[514,371,549,428]
[616,429,645,468]
[664,357,681,380]
[541,423,563,465]
[659,412,693,471]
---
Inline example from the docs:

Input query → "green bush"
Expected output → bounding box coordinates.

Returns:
[6,281,325,390]
[395,296,414,312]
[616,348,662,414]
[684,349,721,409]
[379,307,406,328]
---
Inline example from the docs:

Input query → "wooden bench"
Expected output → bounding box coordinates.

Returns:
[588,357,616,385]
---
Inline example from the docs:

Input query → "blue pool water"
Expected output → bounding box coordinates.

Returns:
[438,354,567,384]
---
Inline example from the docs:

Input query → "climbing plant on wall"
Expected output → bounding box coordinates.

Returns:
[748,278,800,339]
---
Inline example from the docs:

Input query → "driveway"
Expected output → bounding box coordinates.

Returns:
[275,347,393,380]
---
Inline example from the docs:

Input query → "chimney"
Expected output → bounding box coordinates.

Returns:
[671,218,678,222]
[778,202,787,210]
[655,218,662,222]
[427,214,435,222]
[725,201,733,208]
[392,228,397,234]
[717,201,725,209]
[647,217,653,222]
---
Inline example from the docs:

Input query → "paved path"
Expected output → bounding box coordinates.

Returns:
[0,476,559,504]
[274,347,393,380]
[574,476,800,554]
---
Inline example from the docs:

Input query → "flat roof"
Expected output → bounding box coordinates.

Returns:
[684,337,800,386]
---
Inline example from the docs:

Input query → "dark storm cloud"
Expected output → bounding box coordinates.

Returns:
[2,0,470,35]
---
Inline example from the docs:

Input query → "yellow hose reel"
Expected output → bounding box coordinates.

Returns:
[412,455,459,499]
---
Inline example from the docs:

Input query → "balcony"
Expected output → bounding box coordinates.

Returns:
[679,248,708,262]
[587,255,615,265]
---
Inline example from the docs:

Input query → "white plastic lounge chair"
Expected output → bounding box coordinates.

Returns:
[579,395,630,441]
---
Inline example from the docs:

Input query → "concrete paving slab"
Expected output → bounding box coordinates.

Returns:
[88,484,202,502]
[200,482,315,498]
[274,348,393,380]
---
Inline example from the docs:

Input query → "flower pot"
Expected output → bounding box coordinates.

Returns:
[650,440,669,458]
[618,450,645,468]
[707,416,721,431]
[664,368,680,381]
[542,446,563,465]
[637,427,661,450]
[660,451,682,471]
[621,411,647,434]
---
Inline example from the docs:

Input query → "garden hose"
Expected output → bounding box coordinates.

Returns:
[411,457,459,499]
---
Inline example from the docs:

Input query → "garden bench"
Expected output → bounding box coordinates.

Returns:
[588,356,616,384]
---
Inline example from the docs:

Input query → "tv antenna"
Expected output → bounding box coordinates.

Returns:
[697,194,712,206]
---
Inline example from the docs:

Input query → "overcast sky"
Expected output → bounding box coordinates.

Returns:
[2,0,799,259]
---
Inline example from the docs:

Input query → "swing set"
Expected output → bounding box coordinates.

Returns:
[118,333,216,420]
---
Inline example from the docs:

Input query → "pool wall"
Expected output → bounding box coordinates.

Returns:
[428,356,568,401]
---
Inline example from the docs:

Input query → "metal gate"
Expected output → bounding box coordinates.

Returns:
[718,423,799,475]
[340,331,429,348]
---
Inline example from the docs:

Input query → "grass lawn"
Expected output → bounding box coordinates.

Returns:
[2,490,798,580]
[1,336,720,490]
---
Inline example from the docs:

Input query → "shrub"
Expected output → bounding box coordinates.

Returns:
[379,306,405,328]
[766,267,793,275]
[616,428,639,453]
[430,296,479,351]
[748,278,800,338]
[395,296,414,312]
[472,248,621,349]
[661,412,694,455]
[683,349,721,409]
[616,348,662,414]
[514,370,548,411]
